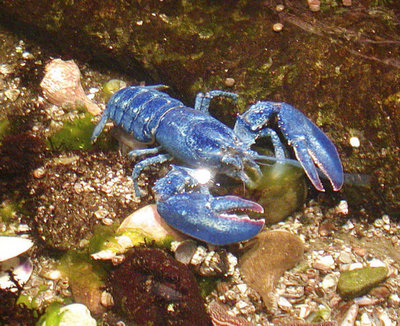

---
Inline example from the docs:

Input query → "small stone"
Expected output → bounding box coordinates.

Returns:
[382,214,390,224]
[239,230,304,308]
[308,0,321,11]
[337,266,388,299]
[376,309,393,326]
[4,89,20,102]
[337,251,353,264]
[33,167,46,179]
[174,240,198,265]
[338,303,358,325]
[369,285,390,299]
[342,0,352,6]
[277,296,292,311]
[275,4,285,12]
[100,291,114,308]
[22,51,34,60]
[224,77,235,87]
[349,136,360,148]
[321,274,338,292]
[272,23,284,32]
[313,255,335,272]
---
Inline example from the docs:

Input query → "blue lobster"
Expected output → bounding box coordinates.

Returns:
[92,86,343,245]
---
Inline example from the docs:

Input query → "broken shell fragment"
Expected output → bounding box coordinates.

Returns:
[0,236,33,262]
[40,58,101,115]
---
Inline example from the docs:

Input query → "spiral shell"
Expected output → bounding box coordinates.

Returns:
[40,59,101,115]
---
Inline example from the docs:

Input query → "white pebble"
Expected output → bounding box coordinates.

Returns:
[349,136,360,148]
[313,255,335,271]
[272,23,284,32]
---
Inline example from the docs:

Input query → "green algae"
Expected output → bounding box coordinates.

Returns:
[47,113,114,151]
[47,114,95,151]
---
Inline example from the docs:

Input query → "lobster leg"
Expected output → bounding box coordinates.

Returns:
[194,90,238,113]
[131,153,172,197]
[91,113,109,142]
[128,146,163,159]
[235,101,344,191]
[154,166,265,245]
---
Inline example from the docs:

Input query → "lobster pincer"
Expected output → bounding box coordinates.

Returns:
[154,166,265,245]
[234,101,344,191]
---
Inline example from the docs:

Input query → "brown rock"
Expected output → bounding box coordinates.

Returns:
[239,230,304,309]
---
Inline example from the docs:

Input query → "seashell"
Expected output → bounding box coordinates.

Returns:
[0,256,33,291]
[40,58,101,115]
[173,239,198,265]
[0,236,33,262]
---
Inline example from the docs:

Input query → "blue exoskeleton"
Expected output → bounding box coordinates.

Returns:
[92,86,343,245]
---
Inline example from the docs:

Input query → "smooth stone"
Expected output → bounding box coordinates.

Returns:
[239,230,304,308]
[337,266,388,299]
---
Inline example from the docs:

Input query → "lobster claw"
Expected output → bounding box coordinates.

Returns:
[157,193,264,245]
[276,103,343,191]
[236,102,344,191]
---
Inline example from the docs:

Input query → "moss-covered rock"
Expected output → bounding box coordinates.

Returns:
[337,266,388,299]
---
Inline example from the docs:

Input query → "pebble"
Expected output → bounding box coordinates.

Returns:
[313,255,335,272]
[339,303,358,325]
[275,4,285,12]
[308,0,321,11]
[4,88,20,101]
[272,23,284,32]
[337,266,388,299]
[224,77,235,87]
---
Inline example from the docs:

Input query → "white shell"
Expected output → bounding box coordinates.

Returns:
[0,236,33,262]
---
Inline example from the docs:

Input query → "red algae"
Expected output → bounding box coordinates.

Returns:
[109,247,211,326]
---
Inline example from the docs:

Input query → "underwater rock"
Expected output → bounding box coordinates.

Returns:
[247,163,307,224]
[337,266,388,299]
[102,79,127,101]
[239,230,304,309]
[27,152,140,250]
[37,303,97,326]
[109,247,211,326]
[92,204,185,260]
[40,59,101,115]
[118,204,185,242]
[58,252,106,316]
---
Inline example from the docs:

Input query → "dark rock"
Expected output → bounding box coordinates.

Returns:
[109,247,211,326]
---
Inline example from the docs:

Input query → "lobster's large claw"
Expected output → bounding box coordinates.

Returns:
[157,193,264,245]
[276,103,343,191]
[235,102,344,191]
